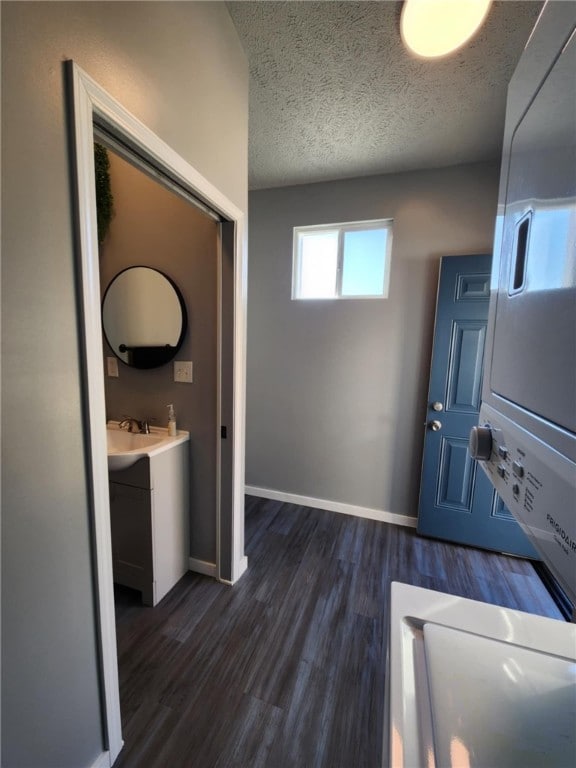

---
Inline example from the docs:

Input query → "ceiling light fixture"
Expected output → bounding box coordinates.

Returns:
[401,0,493,59]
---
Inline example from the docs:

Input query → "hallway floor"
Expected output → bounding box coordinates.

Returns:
[113,495,562,768]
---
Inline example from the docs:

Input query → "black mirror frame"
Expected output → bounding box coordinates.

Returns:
[101,266,188,369]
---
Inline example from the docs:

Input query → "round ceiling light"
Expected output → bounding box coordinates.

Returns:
[401,0,493,59]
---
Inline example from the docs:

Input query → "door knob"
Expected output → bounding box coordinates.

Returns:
[431,401,444,412]
[428,420,442,432]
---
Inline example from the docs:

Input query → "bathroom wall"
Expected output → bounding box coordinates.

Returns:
[101,150,219,565]
[246,161,500,520]
[1,2,247,766]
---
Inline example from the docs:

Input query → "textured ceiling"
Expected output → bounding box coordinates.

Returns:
[227,1,543,190]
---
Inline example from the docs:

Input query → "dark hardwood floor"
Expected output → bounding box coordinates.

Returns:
[113,495,563,768]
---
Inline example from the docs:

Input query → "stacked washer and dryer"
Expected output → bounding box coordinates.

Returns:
[386,2,576,765]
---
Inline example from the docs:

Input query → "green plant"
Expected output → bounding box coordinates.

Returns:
[94,143,114,243]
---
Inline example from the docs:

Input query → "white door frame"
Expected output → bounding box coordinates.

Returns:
[67,61,247,766]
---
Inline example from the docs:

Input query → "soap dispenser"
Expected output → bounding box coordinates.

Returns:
[167,404,177,436]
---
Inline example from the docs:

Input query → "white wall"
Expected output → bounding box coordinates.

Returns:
[1,3,247,765]
[246,162,499,519]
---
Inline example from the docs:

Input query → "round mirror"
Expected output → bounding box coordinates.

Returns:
[102,266,187,369]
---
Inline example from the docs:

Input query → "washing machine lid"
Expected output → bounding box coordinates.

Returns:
[424,623,576,767]
[387,582,576,768]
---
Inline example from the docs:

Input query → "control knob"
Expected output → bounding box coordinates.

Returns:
[469,425,493,461]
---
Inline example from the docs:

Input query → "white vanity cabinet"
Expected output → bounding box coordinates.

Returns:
[109,439,189,606]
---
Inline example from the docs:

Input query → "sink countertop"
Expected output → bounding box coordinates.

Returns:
[107,421,190,472]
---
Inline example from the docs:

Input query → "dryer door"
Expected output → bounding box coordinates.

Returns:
[490,32,576,433]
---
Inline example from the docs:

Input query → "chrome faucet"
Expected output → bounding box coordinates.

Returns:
[119,416,150,434]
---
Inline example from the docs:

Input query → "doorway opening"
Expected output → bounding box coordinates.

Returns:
[96,138,223,588]
[67,61,247,765]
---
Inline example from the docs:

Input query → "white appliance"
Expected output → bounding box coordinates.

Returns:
[387,4,576,766]
[469,2,576,608]
[386,582,576,768]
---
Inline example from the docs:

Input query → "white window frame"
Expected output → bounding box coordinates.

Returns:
[292,218,393,300]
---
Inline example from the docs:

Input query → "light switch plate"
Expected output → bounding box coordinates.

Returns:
[174,360,193,383]
[107,356,119,377]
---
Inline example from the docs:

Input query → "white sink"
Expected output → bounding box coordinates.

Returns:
[106,422,189,472]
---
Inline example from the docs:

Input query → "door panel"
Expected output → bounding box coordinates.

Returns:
[491,494,516,522]
[446,322,485,411]
[417,254,538,557]
[437,436,476,512]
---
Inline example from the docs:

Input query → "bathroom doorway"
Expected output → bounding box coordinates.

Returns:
[96,141,224,581]
[67,61,247,764]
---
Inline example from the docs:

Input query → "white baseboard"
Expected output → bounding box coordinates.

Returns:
[188,556,248,583]
[245,486,418,529]
[91,750,120,768]
[188,557,217,578]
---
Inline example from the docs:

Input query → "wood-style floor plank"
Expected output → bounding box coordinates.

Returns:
[113,496,563,768]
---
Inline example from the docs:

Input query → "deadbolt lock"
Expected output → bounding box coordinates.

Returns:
[431,402,444,412]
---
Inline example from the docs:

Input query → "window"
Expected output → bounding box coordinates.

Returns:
[292,219,393,300]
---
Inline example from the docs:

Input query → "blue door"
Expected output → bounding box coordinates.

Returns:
[417,254,537,557]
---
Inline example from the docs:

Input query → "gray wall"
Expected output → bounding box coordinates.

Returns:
[101,150,219,564]
[1,2,247,766]
[246,162,499,518]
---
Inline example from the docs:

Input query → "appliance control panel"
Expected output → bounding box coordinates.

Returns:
[471,403,576,607]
